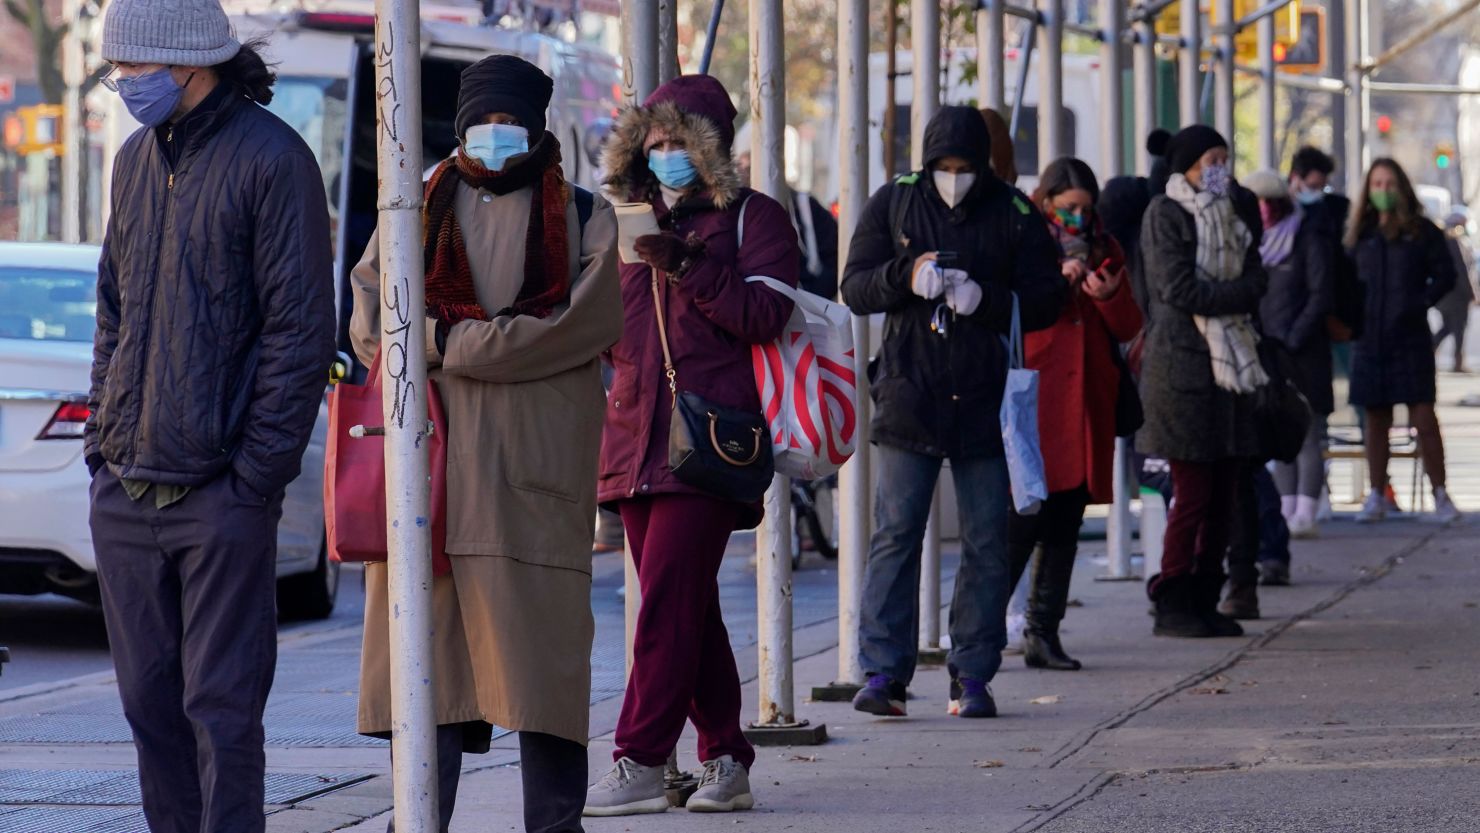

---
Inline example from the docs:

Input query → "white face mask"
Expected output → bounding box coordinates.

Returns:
[933,171,976,209]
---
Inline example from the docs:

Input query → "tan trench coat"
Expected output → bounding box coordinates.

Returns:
[349,174,621,745]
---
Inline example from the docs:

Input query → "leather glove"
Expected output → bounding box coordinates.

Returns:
[912,258,945,300]
[943,268,982,316]
[635,232,705,276]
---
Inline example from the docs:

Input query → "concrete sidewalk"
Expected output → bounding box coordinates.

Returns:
[265,513,1480,833]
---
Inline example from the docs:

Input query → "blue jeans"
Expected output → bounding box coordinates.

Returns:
[858,444,1012,686]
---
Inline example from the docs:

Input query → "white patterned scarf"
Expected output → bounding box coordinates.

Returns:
[1166,173,1269,393]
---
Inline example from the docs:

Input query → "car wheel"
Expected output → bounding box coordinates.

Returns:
[278,538,340,621]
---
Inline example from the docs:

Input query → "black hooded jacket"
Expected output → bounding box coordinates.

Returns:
[86,87,337,498]
[842,106,1065,459]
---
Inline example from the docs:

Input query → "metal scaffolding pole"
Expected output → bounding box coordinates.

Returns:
[60,0,84,244]
[372,0,436,825]
[1258,12,1277,169]
[658,0,680,84]
[749,0,816,743]
[1344,0,1365,197]
[1214,0,1235,140]
[1357,0,1372,174]
[1040,0,1066,164]
[1326,0,1345,167]
[1134,19,1158,174]
[981,0,1007,112]
[911,0,944,658]
[911,0,942,167]
[826,0,872,699]
[1180,0,1202,125]
[621,0,660,677]
[1099,0,1125,177]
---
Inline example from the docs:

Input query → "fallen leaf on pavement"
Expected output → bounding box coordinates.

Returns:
[788,754,817,763]
[1029,695,1063,705]
[975,760,1005,768]
[1190,686,1228,695]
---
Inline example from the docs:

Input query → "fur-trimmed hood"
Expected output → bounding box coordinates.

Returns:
[602,76,743,209]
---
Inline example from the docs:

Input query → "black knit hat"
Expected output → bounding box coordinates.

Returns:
[455,55,554,141]
[1168,125,1228,174]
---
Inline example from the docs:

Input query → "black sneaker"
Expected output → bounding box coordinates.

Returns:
[851,673,907,716]
[1258,561,1291,587]
[948,675,998,718]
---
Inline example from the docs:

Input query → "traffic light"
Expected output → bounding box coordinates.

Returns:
[1376,115,1392,137]
[1436,143,1455,170]
[1275,7,1325,74]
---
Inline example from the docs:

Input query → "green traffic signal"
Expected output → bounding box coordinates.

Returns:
[1437,153,1452,169]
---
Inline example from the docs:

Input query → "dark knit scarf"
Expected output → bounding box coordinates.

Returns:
[423,132,571,324]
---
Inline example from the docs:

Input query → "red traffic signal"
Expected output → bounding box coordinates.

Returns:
[1376,115,1392,136]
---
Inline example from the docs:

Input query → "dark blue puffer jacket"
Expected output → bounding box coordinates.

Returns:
[85,87,336,498]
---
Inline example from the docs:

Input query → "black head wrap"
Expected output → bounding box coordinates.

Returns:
[455,55,554,141]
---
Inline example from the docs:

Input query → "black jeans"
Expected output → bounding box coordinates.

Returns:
[389,725,588,833]
[1228,465,1291,584]
[1007,487,1091,634]
[90,467,283,833]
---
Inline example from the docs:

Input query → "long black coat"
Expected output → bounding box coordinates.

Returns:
[1348,221,1455,407]
[86,89,337,497]
[1136,196,1268,462]
[842,108,1065,460]
[1259,215,1335,415]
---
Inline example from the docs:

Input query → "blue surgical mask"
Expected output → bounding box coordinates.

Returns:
[464,123,529,172]
[649,149,699,189]
[1295,187,1325,206]
[117,67,187,129]
[1201,162,1232,197]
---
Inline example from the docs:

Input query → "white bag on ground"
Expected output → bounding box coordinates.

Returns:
[1001,293,1046,515]
[747,276,858,480]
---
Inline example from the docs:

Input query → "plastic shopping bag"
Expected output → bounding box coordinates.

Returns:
[747,276,858,480]
[1000,294,1046,515]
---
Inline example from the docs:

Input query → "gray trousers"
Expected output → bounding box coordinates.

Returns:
[90,467,283,833]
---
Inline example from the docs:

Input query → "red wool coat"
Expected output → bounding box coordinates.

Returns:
[1024,238,1143,504]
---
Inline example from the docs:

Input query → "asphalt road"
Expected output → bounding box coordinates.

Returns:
[0,565,369,693]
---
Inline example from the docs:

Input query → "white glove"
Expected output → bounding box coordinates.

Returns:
[943,269,982,316]
[912,260,945,300]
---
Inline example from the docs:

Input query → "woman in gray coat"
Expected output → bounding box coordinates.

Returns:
[1137,126,1267,640]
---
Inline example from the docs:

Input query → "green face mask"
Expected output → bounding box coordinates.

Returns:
[1370,189,1397,213]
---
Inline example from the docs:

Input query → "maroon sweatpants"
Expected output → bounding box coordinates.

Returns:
[1154,458,1241,594]
[615,494,756,770]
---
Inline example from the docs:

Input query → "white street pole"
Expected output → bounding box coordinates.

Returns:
[911,0,941,168]
[61,0,84,244]
[834,0,871,692]
[1099,0,1125,178]
[980,0,1006,113]
[621,0,659,678]
[919,494,942,652]
[1134,17,1158,175]
[752,0,797,729]
[910,0,942,657]
[1345,0,1365,197]
[1039,0,1065,164]
[1101,438,1135,580]
[1180,0,1202,126]
[1214,0,1235,141]
[372,0,437,826]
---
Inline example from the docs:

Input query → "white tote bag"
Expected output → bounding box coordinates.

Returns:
[1000,294,1046,515]
[747,276,859,480]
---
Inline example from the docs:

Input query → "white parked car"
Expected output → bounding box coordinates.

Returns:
[0,242,339,619]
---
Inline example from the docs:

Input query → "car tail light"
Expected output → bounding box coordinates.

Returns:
[296,12,375,32]
[37,402,90,440]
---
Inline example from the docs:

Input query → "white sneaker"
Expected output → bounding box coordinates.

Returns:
[583,757,669,817]
[1004,612,1027,655]
[1289,496,1320,538]
[1355,491,1386,524]
[686,755,754,812]
[1432,488,1462,525]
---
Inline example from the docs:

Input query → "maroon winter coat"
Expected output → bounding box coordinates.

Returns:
[598,76,799,528]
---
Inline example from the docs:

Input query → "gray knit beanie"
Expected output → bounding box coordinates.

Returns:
[101,0,240,67]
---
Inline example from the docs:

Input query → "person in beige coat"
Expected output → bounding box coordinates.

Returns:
[349,55,621,833]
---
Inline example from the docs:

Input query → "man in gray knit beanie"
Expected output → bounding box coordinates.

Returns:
[89,2,335,833]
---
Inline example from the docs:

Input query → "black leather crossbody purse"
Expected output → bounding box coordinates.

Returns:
[651,269,774,503]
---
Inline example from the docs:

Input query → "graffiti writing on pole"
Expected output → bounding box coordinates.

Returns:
[373,14,415,430]
[374,19,400,145]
